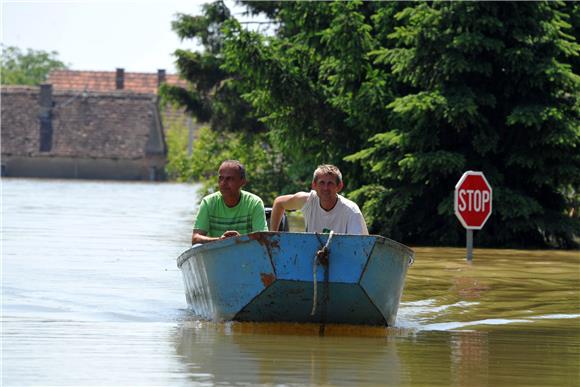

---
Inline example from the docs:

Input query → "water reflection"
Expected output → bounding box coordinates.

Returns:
[174,321,403,386]
[450,331,489,387]
[174,321,568,386]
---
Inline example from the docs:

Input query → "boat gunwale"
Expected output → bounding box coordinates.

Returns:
[177,232,414,269]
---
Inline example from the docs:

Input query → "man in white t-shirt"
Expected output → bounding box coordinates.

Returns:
[269,164,369,234]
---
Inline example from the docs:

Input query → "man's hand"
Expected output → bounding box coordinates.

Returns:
[221,230,240,239]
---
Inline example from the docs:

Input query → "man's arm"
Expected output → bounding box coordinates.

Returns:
[192,229,240,244]
[269,192,310,231]
[192,229,219,244]
[192,199,212,244]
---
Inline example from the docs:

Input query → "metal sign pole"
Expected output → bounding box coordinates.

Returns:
[455,171,492,263]
[466,229,473,262]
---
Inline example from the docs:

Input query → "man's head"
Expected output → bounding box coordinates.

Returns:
[312,164,343,203]
[218,160,246,203]
[312,164,342,185]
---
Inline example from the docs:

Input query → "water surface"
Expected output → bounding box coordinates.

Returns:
[2,178,578,386]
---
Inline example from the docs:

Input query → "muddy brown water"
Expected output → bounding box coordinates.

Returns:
[2,178,578,386]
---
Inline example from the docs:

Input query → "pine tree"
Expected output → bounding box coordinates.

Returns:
[348,2,579,247]
[174,1,579,247]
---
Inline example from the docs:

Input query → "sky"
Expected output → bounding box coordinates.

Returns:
[1,0,245,74]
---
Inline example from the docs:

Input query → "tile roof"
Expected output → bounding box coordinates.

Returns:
[48,69,188,94]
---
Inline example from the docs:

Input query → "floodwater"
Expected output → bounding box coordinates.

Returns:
[2,178,579,386]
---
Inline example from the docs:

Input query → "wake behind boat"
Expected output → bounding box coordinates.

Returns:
[177,232,414,326]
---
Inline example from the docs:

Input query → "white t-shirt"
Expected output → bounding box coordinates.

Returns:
[301,190,369,235]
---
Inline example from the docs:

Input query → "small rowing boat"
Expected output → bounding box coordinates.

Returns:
[177,232,414,326]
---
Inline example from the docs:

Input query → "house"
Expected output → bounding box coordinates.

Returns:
[1,68,190,180]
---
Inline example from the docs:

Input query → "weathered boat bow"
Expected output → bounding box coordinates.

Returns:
[177,232,414,326]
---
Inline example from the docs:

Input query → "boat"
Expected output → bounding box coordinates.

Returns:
[177,231,414,326]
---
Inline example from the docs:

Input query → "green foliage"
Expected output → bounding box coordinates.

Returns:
[164,0,297,204]
[170,1,579,248]
[221,2,401,190]
[220,1,579,248]
[1,45,67,85]
[161,1,265,134]
[350,2,579,247]
[165,122,293,205]
[163,112,195,182]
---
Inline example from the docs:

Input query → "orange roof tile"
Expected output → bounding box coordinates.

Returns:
[48,69,188,94]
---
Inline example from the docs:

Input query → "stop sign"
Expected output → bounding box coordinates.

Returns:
[454,171,492,230]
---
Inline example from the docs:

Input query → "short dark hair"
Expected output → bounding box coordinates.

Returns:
[220,160,246,179]
[313,164,342,185]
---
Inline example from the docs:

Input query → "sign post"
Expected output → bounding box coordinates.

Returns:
[454,171,493,261]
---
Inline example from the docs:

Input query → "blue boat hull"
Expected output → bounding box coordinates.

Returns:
[177,232,414,326]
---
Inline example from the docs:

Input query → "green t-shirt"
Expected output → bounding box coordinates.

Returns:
[193,190,268,237]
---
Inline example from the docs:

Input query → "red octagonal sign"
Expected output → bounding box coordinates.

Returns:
[454,171,493,230]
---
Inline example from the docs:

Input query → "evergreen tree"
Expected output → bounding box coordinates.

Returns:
[162,1,261,133]
[347,2,579,247]
[162,1,292,203]
[222,1,579,247]
[224,1,404,188]
[170,1,578,247]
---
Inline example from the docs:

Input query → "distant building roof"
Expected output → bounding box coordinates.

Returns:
[48,69,188,94]
[1,69,195,180]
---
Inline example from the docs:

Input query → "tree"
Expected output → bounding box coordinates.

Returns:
[221,1,579,247]
[347,2,579,247]
[224,1,402,188]
[1,45,67,85]
[162,1,295,204]
[168,1,578,247]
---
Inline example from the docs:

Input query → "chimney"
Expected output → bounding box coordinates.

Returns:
[116,68,124,90]
[157,69,166,86]
[38,84,53,152]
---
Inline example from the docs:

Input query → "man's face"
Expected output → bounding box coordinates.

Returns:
[218,164,245,198]
[312,173,343,201]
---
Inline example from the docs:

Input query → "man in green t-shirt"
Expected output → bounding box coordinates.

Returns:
[192,160,268,244]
